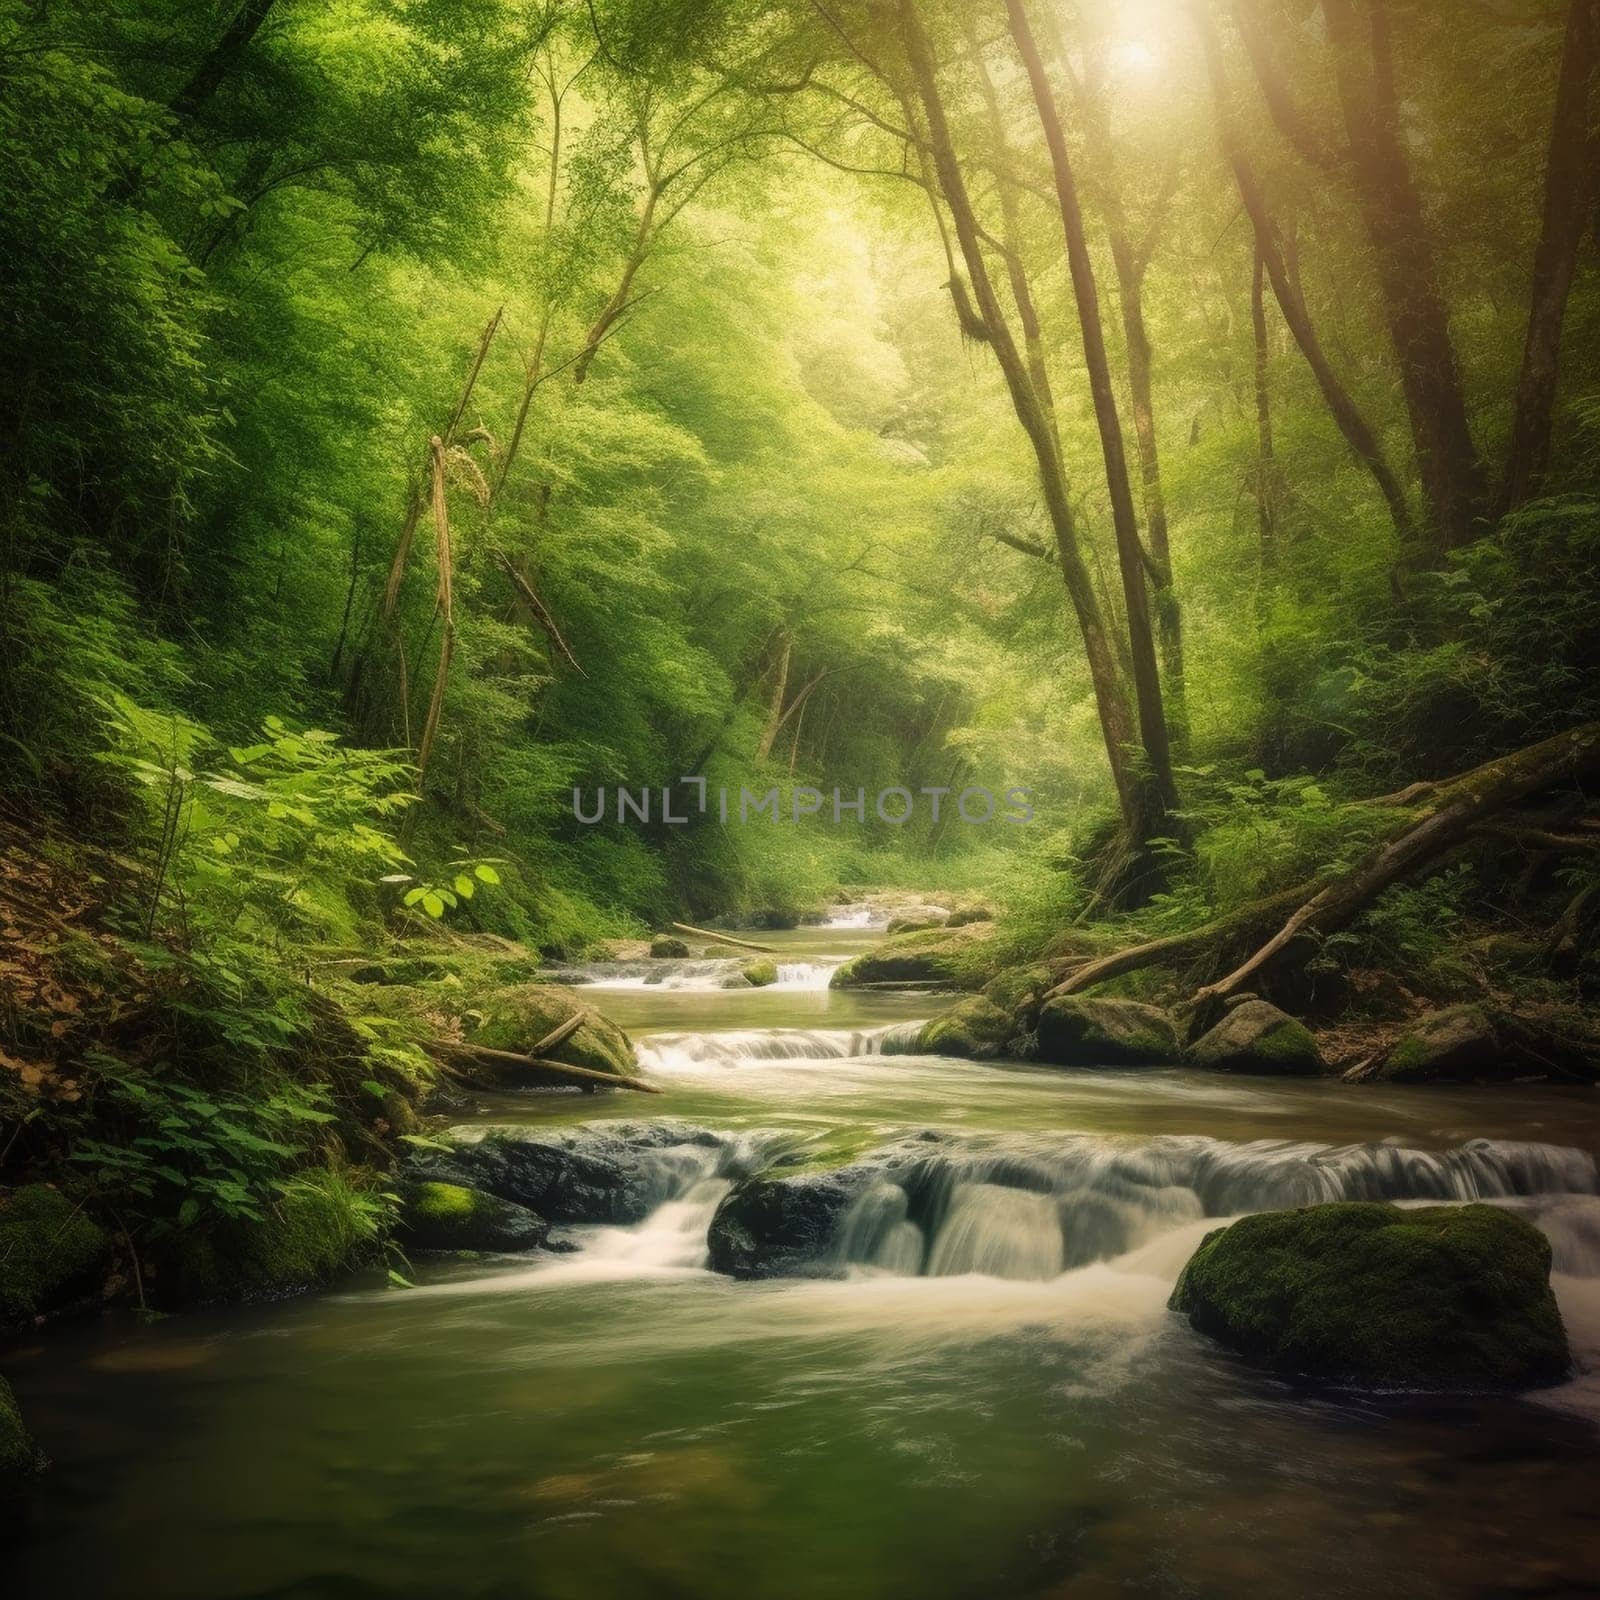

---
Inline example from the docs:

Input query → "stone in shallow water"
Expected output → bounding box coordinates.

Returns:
[394,1181,549,1253]
[408,1121,722,1224]
[1187,1000,1324,1076]
[707,1168,876,1279]
[915,996,1014,1059]
[1034,996,1180,1067]
[1169,1200,1570,1390]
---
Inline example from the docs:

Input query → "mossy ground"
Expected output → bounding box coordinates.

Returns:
[0,1185,108,1325]
[1171,1201,1569,1390]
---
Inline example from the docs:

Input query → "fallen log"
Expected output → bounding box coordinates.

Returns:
[669,921,776,953]
[1045,723,1600,1006]
[1192,722,1600,1007]
[424,1039,662,1094]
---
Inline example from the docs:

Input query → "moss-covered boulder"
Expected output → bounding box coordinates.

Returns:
[885,915,945,936]
[649,935,690,959]
[944,902,995,928]
[1170,1201,1570,1390]
[394,1181,548,1253]
[1,1374,40,1530]
[1035,996,1179,1067]
[741,958,778,987]
[982,963,1059,1020]
[467,983,636,1079]
[0,1185,108,1327]
[174,1173,375,1305]
[830,923,995,991]
[1188,1000,1324,1076]
[916,996,1014,1059]
[1378,1004,1502,1082]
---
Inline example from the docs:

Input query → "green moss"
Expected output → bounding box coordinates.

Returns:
[0,1185,108,1325]
[470,983,636,1077]
[1035,997,1180,1067]
[0,1375,35,1479]
[982,963,1055,1016]
[916,996,1013,1058]
[395,1180,548,1253]
[830,924,998,990]
[741,958,779,987]
[1170,1201,1569,1390]
[649,936,690,958]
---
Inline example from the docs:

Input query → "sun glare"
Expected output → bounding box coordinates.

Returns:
[1108,38,1159,76]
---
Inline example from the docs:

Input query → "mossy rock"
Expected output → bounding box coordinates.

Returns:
[173,1174,375,1305]
[468,983,636,1079]
[1379,1004,1502,1083]
[944,903,995,928]
[916,996,1014,1059]
[885,915,945,936]
[1170,1201,1570,1390]
[1035,996,1179,1067]
[0,1185,109,1326]
[1188,1000,1324,1076]
[982,963,1059,1021]
[830,923,996,990]
[0,1374,40,1531]
[741,958,779,987]
[395,1181,548,1253]
[649,935,690,958]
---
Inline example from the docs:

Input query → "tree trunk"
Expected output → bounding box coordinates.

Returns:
[169,0,278,122]
[755,629,792,760]
[1005,0,1178,824]
[1200,13,1414,541]
[898,0,1159,850]
[1501,0,1600,515]
[1074,40,1187,745]
[1322,0,1486,550]
[1251,242,1279,574]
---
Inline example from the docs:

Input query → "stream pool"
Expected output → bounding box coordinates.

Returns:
[7,920,1600,1599]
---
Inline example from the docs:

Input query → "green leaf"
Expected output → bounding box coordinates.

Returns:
[474,864,500,884]
[454,874,474,899]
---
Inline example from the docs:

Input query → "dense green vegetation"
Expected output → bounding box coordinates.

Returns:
[2,0,1598,1325]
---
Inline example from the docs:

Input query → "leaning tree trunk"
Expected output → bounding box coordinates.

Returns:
[898,0,1159,852]
[1005,0,1180,824]
[1322,0,1486,551]
[1200,11,1414,542]
[1500,0,1600,515]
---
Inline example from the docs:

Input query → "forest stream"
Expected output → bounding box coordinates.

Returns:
[7,910,1600,1600]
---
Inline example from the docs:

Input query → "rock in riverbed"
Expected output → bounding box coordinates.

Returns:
[915,996,1014,1059]
[1034,996,1179,1067]
[408,1121,724,1224]
[1187,1000,1324,1076]
[707,1168,875,1279]
[464,983,637,1081]
[1170,1201,1570,1390]
[395,1181,550,1253]
[829,922,995,990]
[0,1185,108,1327]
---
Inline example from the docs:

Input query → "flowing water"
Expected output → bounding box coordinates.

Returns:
[9,917,1600,1599]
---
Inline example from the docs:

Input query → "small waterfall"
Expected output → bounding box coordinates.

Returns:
[829,1134,1600,1285]
[637,1022,925,1072]
[926,1185,1065,1281]
[773,959,846,989]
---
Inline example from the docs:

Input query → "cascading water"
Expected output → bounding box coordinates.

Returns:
[551,956,847,991]
[636,1021,924,1072]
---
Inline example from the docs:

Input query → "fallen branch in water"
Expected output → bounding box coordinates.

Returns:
[669,921,775,952]
[422,1039,662,1094]
[527,1010,588,1057]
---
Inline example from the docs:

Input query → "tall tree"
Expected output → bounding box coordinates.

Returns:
[1501,0,1600,514]
[1003,0,1179,822]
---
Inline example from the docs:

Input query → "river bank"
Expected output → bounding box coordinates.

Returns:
[6,906,1600,1598]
